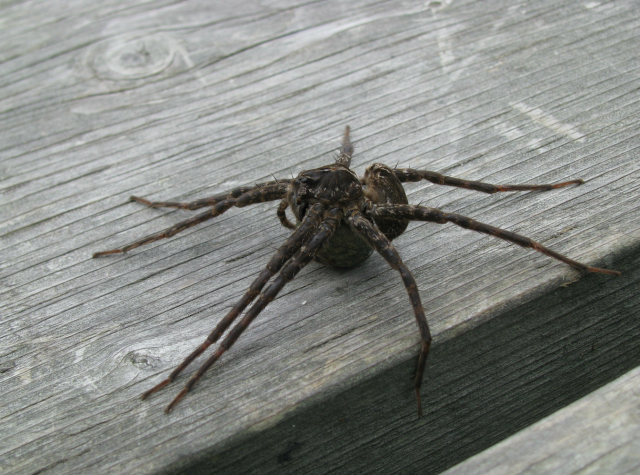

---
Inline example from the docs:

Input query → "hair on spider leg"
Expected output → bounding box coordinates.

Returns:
[93,125,620,416]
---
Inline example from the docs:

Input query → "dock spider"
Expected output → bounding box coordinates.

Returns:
[94,126,620,416]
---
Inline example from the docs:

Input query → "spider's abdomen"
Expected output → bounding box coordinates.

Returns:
[363,163,409,240]
[314,222,373,267]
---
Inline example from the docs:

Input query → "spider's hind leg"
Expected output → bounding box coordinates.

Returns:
[369,204,620,276]
[93,183,290,257]
[130,179,293,211]
[336,125,354,168]
[393,168,583,194]
[92,207,228,257]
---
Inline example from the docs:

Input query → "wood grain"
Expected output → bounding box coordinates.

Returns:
[1,0,639,473]
[442,366,640,475]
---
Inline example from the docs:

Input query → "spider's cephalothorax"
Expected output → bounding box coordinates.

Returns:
[94,126,620,416]
[289,162,372,267]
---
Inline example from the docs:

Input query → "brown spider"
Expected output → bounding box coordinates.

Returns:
[94,126,620,416]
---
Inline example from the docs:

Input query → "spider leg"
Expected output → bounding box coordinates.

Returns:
[336,125,354,168]
[163,208,342,413]
[140,203,324,400]
[369,204,620,276]
[346,204,431,417]
[93,183,290,257]
[277,199,296,230]
[393,168,583,194]
[130,180,292,210]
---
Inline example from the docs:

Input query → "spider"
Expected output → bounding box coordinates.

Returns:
[94,126,620,416]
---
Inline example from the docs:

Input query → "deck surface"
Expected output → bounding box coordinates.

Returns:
[1,0,640,474]
[442,365,640,475]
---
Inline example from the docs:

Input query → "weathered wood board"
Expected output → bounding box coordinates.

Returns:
[162,246,640,475]
[1,0,639,473]
[442,365,640,475]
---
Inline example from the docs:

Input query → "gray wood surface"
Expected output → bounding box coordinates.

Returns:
[442,365,640,475]
[1,0,640,474]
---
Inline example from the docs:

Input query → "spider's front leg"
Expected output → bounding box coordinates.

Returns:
[140,203,325,401]
[368,204,620,276]
[393,168,584,194]
[93,182,290,257]
[161,207,342,413]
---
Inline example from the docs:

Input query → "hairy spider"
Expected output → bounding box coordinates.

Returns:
[94,126,620,416]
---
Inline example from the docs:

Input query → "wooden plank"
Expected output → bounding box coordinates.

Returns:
[1,0,639,473]
[162,245,640,475]
[166,245,640,474]
[441,365,640,475]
